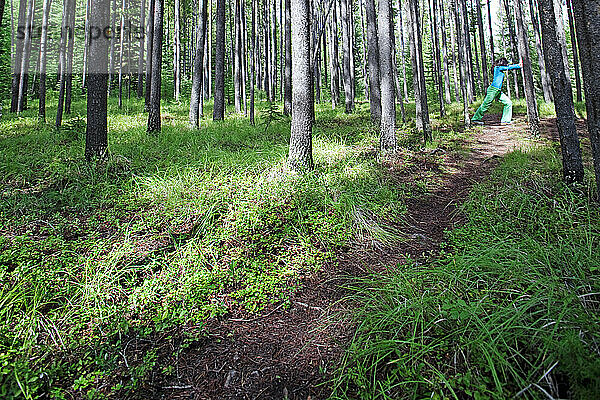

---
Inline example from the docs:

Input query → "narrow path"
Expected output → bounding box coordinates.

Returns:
[140,117,528,400]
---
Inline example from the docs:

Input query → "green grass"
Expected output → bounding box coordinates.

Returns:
[0,94,416,398]
[332,145,600,399]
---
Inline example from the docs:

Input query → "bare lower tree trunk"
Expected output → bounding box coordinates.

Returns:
[137,0,145,97]
[450,9,460,100]
[553,0,570,85]
[538,0,583,183]
[430,0,444,116]
[234,0,242,112]
[565,0,582,102]
[476,0,488,86]
[454,0,470,128]
[147,0,163,133]
[339,0,353,112]
[16,0,34,114]
[528,0,553,102]
[487,0,494,57]
[86,0,110,160]
[288,0,313,171]
[397,0,408,101]
[250,0,256,124]
[213,0,225,120]
[515,0,539,136]
[144,0,154,109]
[189,0,208,128]
[365,0,381,123]
[283,0,291,115]
[11,0,26,113]
[459,0,474,101]
[38,0,52,122]
[407,0,432,141]
[329,4,340,108]
[571,0,600,194]
[118,0,126,108]
[174,0,181,100]
[439,0,451,104]
[64,0,76,113]
[503,0,520,98]
[378,0,396,152]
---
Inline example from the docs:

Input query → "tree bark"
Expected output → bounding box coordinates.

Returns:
[288,0,313,171]
[407,0,432,141]
[430,0,444,116]
[552,0,570,85]
[11,0,26,113]
[86,0,110,160]
[283,0,291,115]
[38,0,52,122]
[438,0,451,104]
[454,0,470,128]
[528,0,553,102]
[503,0,520,98]
[397,0,409,101]
[147,0,163,133]
[16,0,34,114]
[487,0,494,57]
[213,0,226,120]
[364,0,381,122]
[538,0,583,183]
[234,0,242,112]
[189,0,208,128]
[144,0,154,109]
[174,0,181,100]
[378,0,396,152]
[515,0,540,136]
[250,0,256,124]
[64,0,76,114]
[329,3,341,108]
[339,0,354,113]
[137,0,145,97]
[565,0,581,102]
[459,0,474,101]
[571,0,600,194]
[476,0,488,86]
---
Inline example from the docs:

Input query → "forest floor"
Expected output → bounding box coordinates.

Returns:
[140,114,531,400]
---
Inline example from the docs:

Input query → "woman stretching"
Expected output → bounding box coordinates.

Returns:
[472,57,522,125]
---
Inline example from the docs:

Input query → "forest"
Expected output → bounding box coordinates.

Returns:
[1,0,600,397]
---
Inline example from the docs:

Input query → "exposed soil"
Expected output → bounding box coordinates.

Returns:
[122,114,530,400]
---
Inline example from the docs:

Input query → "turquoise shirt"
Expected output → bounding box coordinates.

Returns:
[491,64,521,89]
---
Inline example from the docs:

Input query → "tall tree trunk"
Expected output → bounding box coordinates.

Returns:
[552,0,570,85]
[397,0,408,101]
[503,0,520,98]
[118,0,126,108]
[16,0,34,113]
[271,0,278,99]
[528,0,553,102]
[475,0,488,86]
[450,7,460,100]
[339,0,353,112]
[56,0,69,122]
[571,0,600,194]
[407,0,431,141]
[283,0,291,115]
[430,0,444,116]
[234,0,242,112]
[147,0,163,133]
[459,0,475,101]
[11,0,26,113]
[515,0,539,135]
[108,0,117,95]
[64,0,76,113]
[486,0,494,57]
[329,4,341,108]
[454,0,470,128]
[288,0,313,171]
[538,0,583,183]
[438,0,451,104]
[137,0,145,97]
[213,0,226,120]
[189,0,208,127]
[174,0,181,100]
[144,0,155,109]
[86,0,110,160]
[250,0,256,124]
[378,0,396,152]
[565,0,581,102]
[38,0,52,122]
[364,0,381,122]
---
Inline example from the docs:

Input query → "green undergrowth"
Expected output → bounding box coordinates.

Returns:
[0,97,443,398]
[333,144,600,399]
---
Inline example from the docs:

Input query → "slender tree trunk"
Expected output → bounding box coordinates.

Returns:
[571,0,600,194]
[460,0,475,101]
[486,0,494,57]
[450,8,459,100]
[118,0,126,108]
[454,0,470,128]
[144,0,155,109]
[288,0,313,171]
[438,0,451,104]
[476,0,488,86]
[137,0,145,97]
[174,0,181,100]
[108,0,117,95]
[16,0,34,114]
[430,0,444,116]
[147,0,163,133]
[64,0,76,114]
[329,4,340,108]
[11,0,26,113]
[515,0,539,135]
[214,0,226,119]
[271,0,278,99]
[565,0,581,102]
[283,0,291,115]
[378,0,396,152]
[38,0,52,122]
[538,0,583,183]
[86,0,110,160]
[397,0,408,101]
[528,0,553,102]
[407,0,432,141]
[503,0,520,98]
[364,0,381,122]
[250,0,256,124]
[339,0,353,112]
[189,0,208,127]
[234,0,242,112]
[553,0,570,84]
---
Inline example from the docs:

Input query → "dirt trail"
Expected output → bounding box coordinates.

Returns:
[137,117,528,400]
